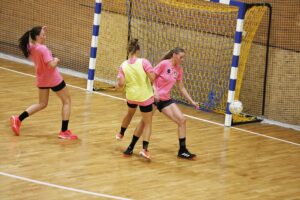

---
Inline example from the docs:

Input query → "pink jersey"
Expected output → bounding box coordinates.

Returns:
[29,43,63,87]
[117,57,154,106]
[154,59,183,101]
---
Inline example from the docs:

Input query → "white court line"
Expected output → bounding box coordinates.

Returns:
[187,114,300,147]
[0,66,126,102]
[0,172,131,200]
[1,66,300,148]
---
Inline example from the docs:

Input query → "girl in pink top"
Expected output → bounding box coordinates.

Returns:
[153,47,199,159]
[10,26,77,140]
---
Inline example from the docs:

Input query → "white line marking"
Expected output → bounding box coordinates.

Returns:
[0,66,125,101]
[0,172,131,200]
[185,114,300,147]
[1,66,299,148]
[232,126,300,146]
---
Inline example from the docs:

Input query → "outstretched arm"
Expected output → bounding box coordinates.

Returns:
[176,80,199,109]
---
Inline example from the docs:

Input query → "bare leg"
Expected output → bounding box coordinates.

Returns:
[123,107,154,157]
[10,89,49,135]
[161,103,186,138]
[138,110,153,159]
[134,106,156,137]
[161,103,196,159]
[26,89,50,115]
[121,107,137,128]
[55,87,71,120]
[116,106,137,140]
[55,86,77,139]
[140,111,153,142]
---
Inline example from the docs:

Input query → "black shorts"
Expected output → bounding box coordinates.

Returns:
[38,80,66,92]
[127,102,153,113]
[154,99,175,112]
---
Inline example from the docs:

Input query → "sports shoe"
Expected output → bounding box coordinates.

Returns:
[123,147,133,156]
[10,115,21,136]
[115,133,124,140]
[139,149,151,160]
[58,130,78,140]
[178,149,196,160]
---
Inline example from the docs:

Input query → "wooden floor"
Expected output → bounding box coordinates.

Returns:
[0,58,300,200]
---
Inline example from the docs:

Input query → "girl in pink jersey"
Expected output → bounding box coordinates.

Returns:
[10,26,77,140]
[116,39,155,159]
[153,47,199,159]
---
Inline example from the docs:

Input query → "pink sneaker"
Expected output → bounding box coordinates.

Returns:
[10,115,21,136]
[139,149,151,160]
[58,130,78,140]
[115,133,124,140]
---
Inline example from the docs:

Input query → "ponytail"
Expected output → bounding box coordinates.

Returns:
[18,26,43,58]
[127,38,140,55]
[18,31,31,58]
[161,47,185,61]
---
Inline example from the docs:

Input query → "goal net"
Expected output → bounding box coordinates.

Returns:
[93,0,268,125]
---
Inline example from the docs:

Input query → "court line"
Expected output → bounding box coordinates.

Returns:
[0,172,131,200]
[1,66,299,148]
[187,114,300,147]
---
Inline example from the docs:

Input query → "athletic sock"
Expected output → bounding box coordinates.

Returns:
[179,137,187,152]
[61,120,69,132]
[18,111,29,122]
[120,127,126,135]
[143,141,149,150]
[129,135,139,149]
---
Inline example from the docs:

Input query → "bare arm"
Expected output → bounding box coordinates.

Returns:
[153,84,160,102]
[41,26,58,68]
[116,76,125,89]
[146,71,156,83]
[176,80,199,109]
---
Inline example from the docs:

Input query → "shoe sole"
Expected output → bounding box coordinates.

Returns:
[177,155,197,160]
[139,152,151,160]
[10,117,19,136]
[123,153,133,157]
[58,136,78,140]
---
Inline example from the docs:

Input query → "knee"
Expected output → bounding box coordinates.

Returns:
[63,96,71,106]
[39,102,48,109]
[178,116,186,126]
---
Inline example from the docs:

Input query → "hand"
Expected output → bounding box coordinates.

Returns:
[154,93,160,102]
[54,57,60,63]
[191,101,199,110]
[42,26,48,32]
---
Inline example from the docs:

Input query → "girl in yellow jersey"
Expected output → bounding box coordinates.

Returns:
[116,39,155,159]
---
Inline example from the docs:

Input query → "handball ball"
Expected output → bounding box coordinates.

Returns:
[229,100,243,114]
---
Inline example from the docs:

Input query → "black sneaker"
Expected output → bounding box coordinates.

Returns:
[123,147,133,156]
[178,149,196,160]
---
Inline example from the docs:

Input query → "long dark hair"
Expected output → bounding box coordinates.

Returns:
[18,26,43,57]
[127,38,140,55]
[161,47,185,61]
